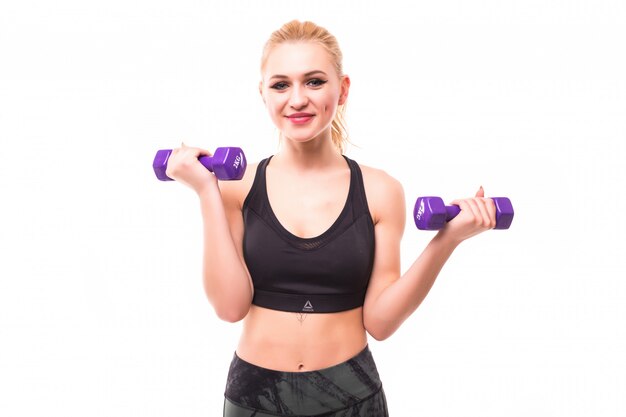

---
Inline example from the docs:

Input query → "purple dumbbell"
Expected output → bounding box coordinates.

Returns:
[414,196,514,230]
[153,147,247,181]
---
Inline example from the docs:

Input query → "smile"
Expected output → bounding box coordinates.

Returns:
[286,113,315,124]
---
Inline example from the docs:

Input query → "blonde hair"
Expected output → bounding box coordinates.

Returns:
[261,20,350,153]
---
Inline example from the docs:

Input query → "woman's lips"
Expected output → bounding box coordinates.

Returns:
[286,113,314,124]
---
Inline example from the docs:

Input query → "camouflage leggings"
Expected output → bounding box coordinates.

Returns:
[223,345,389,417]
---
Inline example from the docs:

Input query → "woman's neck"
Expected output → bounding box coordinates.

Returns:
[274,133,344,172]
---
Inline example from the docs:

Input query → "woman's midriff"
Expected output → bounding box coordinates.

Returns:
[236,305,368,372]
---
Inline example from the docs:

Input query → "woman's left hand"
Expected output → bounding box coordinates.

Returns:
[439,186,497,244]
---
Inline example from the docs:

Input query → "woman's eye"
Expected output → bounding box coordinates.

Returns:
[307,78,328,87]
[270,82,289,90]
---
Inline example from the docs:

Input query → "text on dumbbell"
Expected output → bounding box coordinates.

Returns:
[416,199,425,221]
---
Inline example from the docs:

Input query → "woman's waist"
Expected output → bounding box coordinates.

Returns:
[236,305,367,372]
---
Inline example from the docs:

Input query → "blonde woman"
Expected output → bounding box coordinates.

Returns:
[166,20,496,417]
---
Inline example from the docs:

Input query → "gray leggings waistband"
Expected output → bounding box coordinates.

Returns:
[223,345,387,416]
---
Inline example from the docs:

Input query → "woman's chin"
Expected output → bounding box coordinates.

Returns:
[281,129,331,146]
[282,134,318,145]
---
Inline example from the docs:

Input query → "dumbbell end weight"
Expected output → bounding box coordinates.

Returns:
[209,147,247,180]
[414,196,448,230]
[492,197,514,230]
[153,149,175,181]
[152,147,247,181]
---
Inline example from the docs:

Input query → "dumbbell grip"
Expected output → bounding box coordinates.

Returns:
[443,198,513,230]
[153,149,223,181]
[197,155,215,172]
[445,205,462,222]
[153,149,215,181]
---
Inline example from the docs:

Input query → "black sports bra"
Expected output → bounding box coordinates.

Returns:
[242,156,375,313]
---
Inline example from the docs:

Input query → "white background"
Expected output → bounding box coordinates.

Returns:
[1,0,625,416]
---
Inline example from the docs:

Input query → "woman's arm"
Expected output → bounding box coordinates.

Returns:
[362,170,495,341]
[166,145,253,322]
[198,181,253,322]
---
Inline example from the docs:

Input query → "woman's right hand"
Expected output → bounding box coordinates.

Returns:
[165,143,218,196]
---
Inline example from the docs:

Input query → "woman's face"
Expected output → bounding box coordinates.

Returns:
[260,41,349,145]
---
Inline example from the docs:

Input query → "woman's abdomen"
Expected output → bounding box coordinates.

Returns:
[236,305,368,372]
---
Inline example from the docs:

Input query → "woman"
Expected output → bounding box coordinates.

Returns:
[165,20,496,417]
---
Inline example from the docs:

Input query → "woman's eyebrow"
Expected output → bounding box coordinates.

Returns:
[269,70,328,81]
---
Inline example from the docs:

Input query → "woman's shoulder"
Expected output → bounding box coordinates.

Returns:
[218,160,261,209]
[354,161,405,224]
[355,162,403,195]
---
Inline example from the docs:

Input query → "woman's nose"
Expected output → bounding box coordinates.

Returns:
[288,85,308,109]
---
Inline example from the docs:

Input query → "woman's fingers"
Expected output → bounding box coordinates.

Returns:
[447,187,498,239]
[166,143,214,183]
[483,198,497,229]
[463,188,491,228]
[474,198,494,228]
[457,197,495,228]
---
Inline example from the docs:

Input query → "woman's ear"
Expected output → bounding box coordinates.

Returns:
[338,75,351,105]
